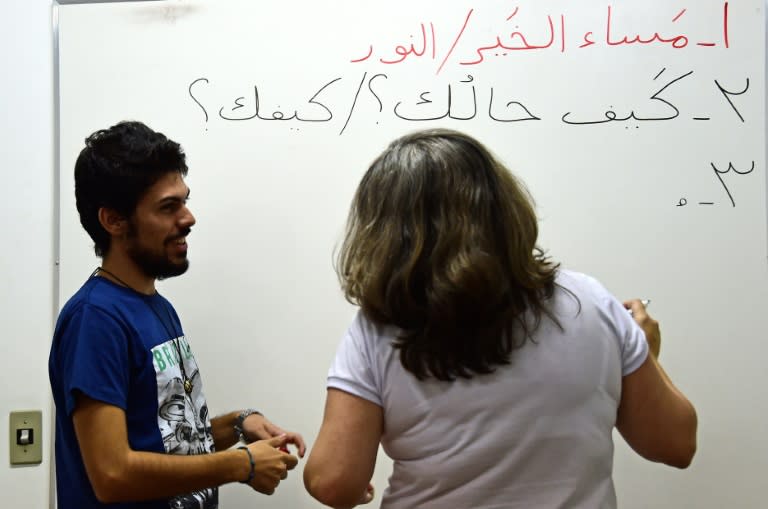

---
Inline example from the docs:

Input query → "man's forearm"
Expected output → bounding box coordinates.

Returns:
[211,411,241,450]
[90,447,249,503]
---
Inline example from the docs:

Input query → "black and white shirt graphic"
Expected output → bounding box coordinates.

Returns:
[153,335,218,509]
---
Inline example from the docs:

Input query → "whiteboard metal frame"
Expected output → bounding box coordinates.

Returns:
[46,2,768,508]
[49,4,164,508]
[50,6,60,508]
[57,0,162,4]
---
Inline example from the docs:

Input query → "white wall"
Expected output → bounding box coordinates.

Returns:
[0,0,55,507]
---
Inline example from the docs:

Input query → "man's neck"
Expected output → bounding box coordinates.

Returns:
[98,254,156,295]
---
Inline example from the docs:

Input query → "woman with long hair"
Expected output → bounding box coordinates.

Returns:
[304,129,696,509]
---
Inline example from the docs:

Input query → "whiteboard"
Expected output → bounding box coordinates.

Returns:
[56,1,768,507]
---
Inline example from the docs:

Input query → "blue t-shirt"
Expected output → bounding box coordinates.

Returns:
[49,276,217,508]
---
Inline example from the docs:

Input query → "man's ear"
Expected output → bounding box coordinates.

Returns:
[97,207,127,236]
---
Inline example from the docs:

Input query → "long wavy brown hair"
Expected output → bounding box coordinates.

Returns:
[336,129,560,381]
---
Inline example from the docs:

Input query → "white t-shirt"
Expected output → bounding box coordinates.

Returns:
[327,270,648,509]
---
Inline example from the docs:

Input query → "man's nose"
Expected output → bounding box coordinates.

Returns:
[179,205,196,228]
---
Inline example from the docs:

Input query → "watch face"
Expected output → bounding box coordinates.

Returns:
[238,409,260,425]
[235,409,260,442]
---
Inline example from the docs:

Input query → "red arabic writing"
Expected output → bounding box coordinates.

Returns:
[350,3,732,74]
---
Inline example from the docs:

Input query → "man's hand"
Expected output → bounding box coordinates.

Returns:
[243,435,299,495]
[358,483,375,505]
[332,482,375,509]
[242,413,307,457]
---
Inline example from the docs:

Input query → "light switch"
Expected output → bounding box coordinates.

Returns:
[17,428,33,446]
[9,410,42,465]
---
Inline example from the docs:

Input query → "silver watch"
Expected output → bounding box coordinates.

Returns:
[233,408,262,442]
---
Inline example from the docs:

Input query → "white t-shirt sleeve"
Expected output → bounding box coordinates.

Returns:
[327,311,382,406]
[606,295,649,376]
[589,277,649,376]
[567,271,649,376]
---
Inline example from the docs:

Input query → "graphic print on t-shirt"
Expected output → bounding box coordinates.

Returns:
[152,335,218,509]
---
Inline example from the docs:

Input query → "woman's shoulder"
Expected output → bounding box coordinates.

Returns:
[555,269,610,296]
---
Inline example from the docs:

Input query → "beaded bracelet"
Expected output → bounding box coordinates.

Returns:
[237,446,256,484]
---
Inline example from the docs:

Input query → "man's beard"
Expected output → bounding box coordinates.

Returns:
[126,224,191,280]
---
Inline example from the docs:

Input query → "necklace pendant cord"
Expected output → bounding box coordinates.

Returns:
[94,266,135,291]
[93,267,195,395]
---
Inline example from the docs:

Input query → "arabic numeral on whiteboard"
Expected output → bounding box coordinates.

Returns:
[715,78,749,122]
[711,160,756,207]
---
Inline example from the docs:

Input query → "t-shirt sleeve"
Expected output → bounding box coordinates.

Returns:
[606,296,649,376]
[56,303,131,416]
[585,276,648,376]
[327,311,382,406]
[570,271,649,376]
